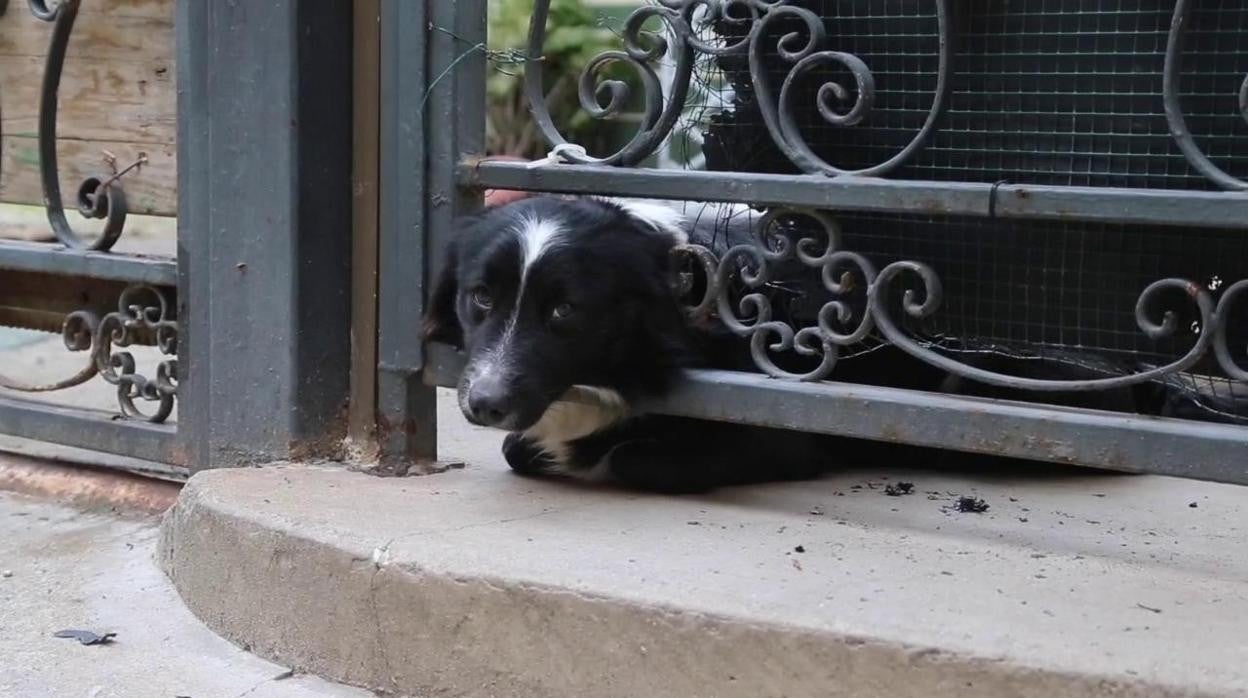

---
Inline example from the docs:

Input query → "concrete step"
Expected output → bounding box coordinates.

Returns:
[160,438,1248,697]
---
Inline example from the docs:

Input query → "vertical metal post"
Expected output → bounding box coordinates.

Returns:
[375,0,486,470]
[177,0,354,469]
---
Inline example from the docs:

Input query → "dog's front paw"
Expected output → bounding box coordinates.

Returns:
[502,433,556,476]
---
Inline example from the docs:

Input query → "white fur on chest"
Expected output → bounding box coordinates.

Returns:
[523,386,630,479]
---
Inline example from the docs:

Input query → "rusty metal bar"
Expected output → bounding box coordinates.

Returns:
[0,394,182,469]
[460,161,1248,230]
[0,242,176,286]
[421,342,1248,486]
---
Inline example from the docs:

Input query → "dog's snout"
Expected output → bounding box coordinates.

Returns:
[466,377,510,427]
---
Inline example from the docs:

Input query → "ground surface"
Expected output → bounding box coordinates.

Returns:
[158,394,1248,698]
[2,387,1247,696]
[0,490,373,698]
[3,216,1247,695]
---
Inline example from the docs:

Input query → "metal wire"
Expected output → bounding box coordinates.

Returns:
[688,0,1248,420]
[703,0,1248,189]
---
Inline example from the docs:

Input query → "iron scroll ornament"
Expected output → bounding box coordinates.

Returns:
[0,311,101,393]
[95,285,179,423]
[745,1,953,177]
[524,0,953,174]
[1164,0,1248,191]
[675,208,1248,389]
[0,286,178,423]
[525,1,695,166]
[30,0,130,250]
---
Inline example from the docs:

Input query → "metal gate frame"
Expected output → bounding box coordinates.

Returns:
[0,1,356,476]
[3,1,1244,485]
[389,0,1248,486]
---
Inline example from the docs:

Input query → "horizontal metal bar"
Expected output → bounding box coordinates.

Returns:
[0,394,182,468]
[460,161,1248,230]
[0,241,177,286]
[423,343,1248,486]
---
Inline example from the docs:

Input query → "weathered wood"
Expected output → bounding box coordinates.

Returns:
[0,0,176,214]
[3,136,176,216]
[350,0,381,445]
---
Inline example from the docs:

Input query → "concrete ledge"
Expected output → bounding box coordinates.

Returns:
[0,452,180,514]
[160,460,1248,698]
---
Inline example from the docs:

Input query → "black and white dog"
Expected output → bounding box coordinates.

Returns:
[424,196,1172,491]
[422,195,866,492]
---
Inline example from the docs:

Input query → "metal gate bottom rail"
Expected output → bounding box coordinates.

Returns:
[460,161,1248,230]
[423,343,1248,486]
[0,243,178,286]
[0,394,182,474]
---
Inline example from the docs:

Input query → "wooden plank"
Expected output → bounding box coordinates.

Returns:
[350,0,381,446]
[2,136,176,216]
[0,0,175,213]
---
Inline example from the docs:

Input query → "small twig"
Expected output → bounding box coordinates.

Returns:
[97,152,148,191]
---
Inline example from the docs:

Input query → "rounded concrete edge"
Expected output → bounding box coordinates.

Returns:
[159,471,1209,698]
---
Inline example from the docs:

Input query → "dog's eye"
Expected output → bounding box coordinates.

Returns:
[470,287,493,311]
[551,303,574,321]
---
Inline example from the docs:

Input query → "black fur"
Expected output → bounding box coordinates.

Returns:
[420,197,1020,493]
[425,197,698,429]
[424,196,851,492]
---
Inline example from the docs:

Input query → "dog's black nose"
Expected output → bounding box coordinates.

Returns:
[466,382,509,427]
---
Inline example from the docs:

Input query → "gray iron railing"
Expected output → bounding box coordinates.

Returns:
[0,1,354,476]
[1,0,1244,486]
[403,0,1248,485]
[0,0,180,474]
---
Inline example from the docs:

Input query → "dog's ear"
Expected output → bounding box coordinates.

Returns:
[423,238,463,347]
[604,199,688,246]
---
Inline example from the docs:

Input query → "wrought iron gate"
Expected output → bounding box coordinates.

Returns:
[2,1,1245,486]
[0,1,354,476]
[0,0,180,475]
[400,0,1248,485]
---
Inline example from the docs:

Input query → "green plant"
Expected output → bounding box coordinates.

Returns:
[486,0,635,159]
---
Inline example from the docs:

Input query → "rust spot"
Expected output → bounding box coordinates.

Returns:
[461,155,487,171]
[0,456,181,515]
[374,411,425,439]
[289,401,350,461]
[167,444,190,469]
[877,423,904,443]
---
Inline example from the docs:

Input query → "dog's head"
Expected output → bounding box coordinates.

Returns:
[424,197,694,430]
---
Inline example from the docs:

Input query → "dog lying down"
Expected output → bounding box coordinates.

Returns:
[422,195,948,492]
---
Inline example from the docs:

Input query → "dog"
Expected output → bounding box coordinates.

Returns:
[421,195,896,492]
[424,195,1209,491]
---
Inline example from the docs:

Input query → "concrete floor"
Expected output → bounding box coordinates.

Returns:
[0,207,373,696]
[0,490,373,698]
[3,217,1247,695]
[2,386,1247,696]
[157,393,1248,698]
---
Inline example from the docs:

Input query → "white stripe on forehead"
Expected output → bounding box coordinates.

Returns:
[515,212,566,279]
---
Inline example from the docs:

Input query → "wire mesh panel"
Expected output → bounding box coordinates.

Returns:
[670,0,1248,423]
[454,0,1248,480]
[703,0,1248,189]
[771,211,1248,422]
